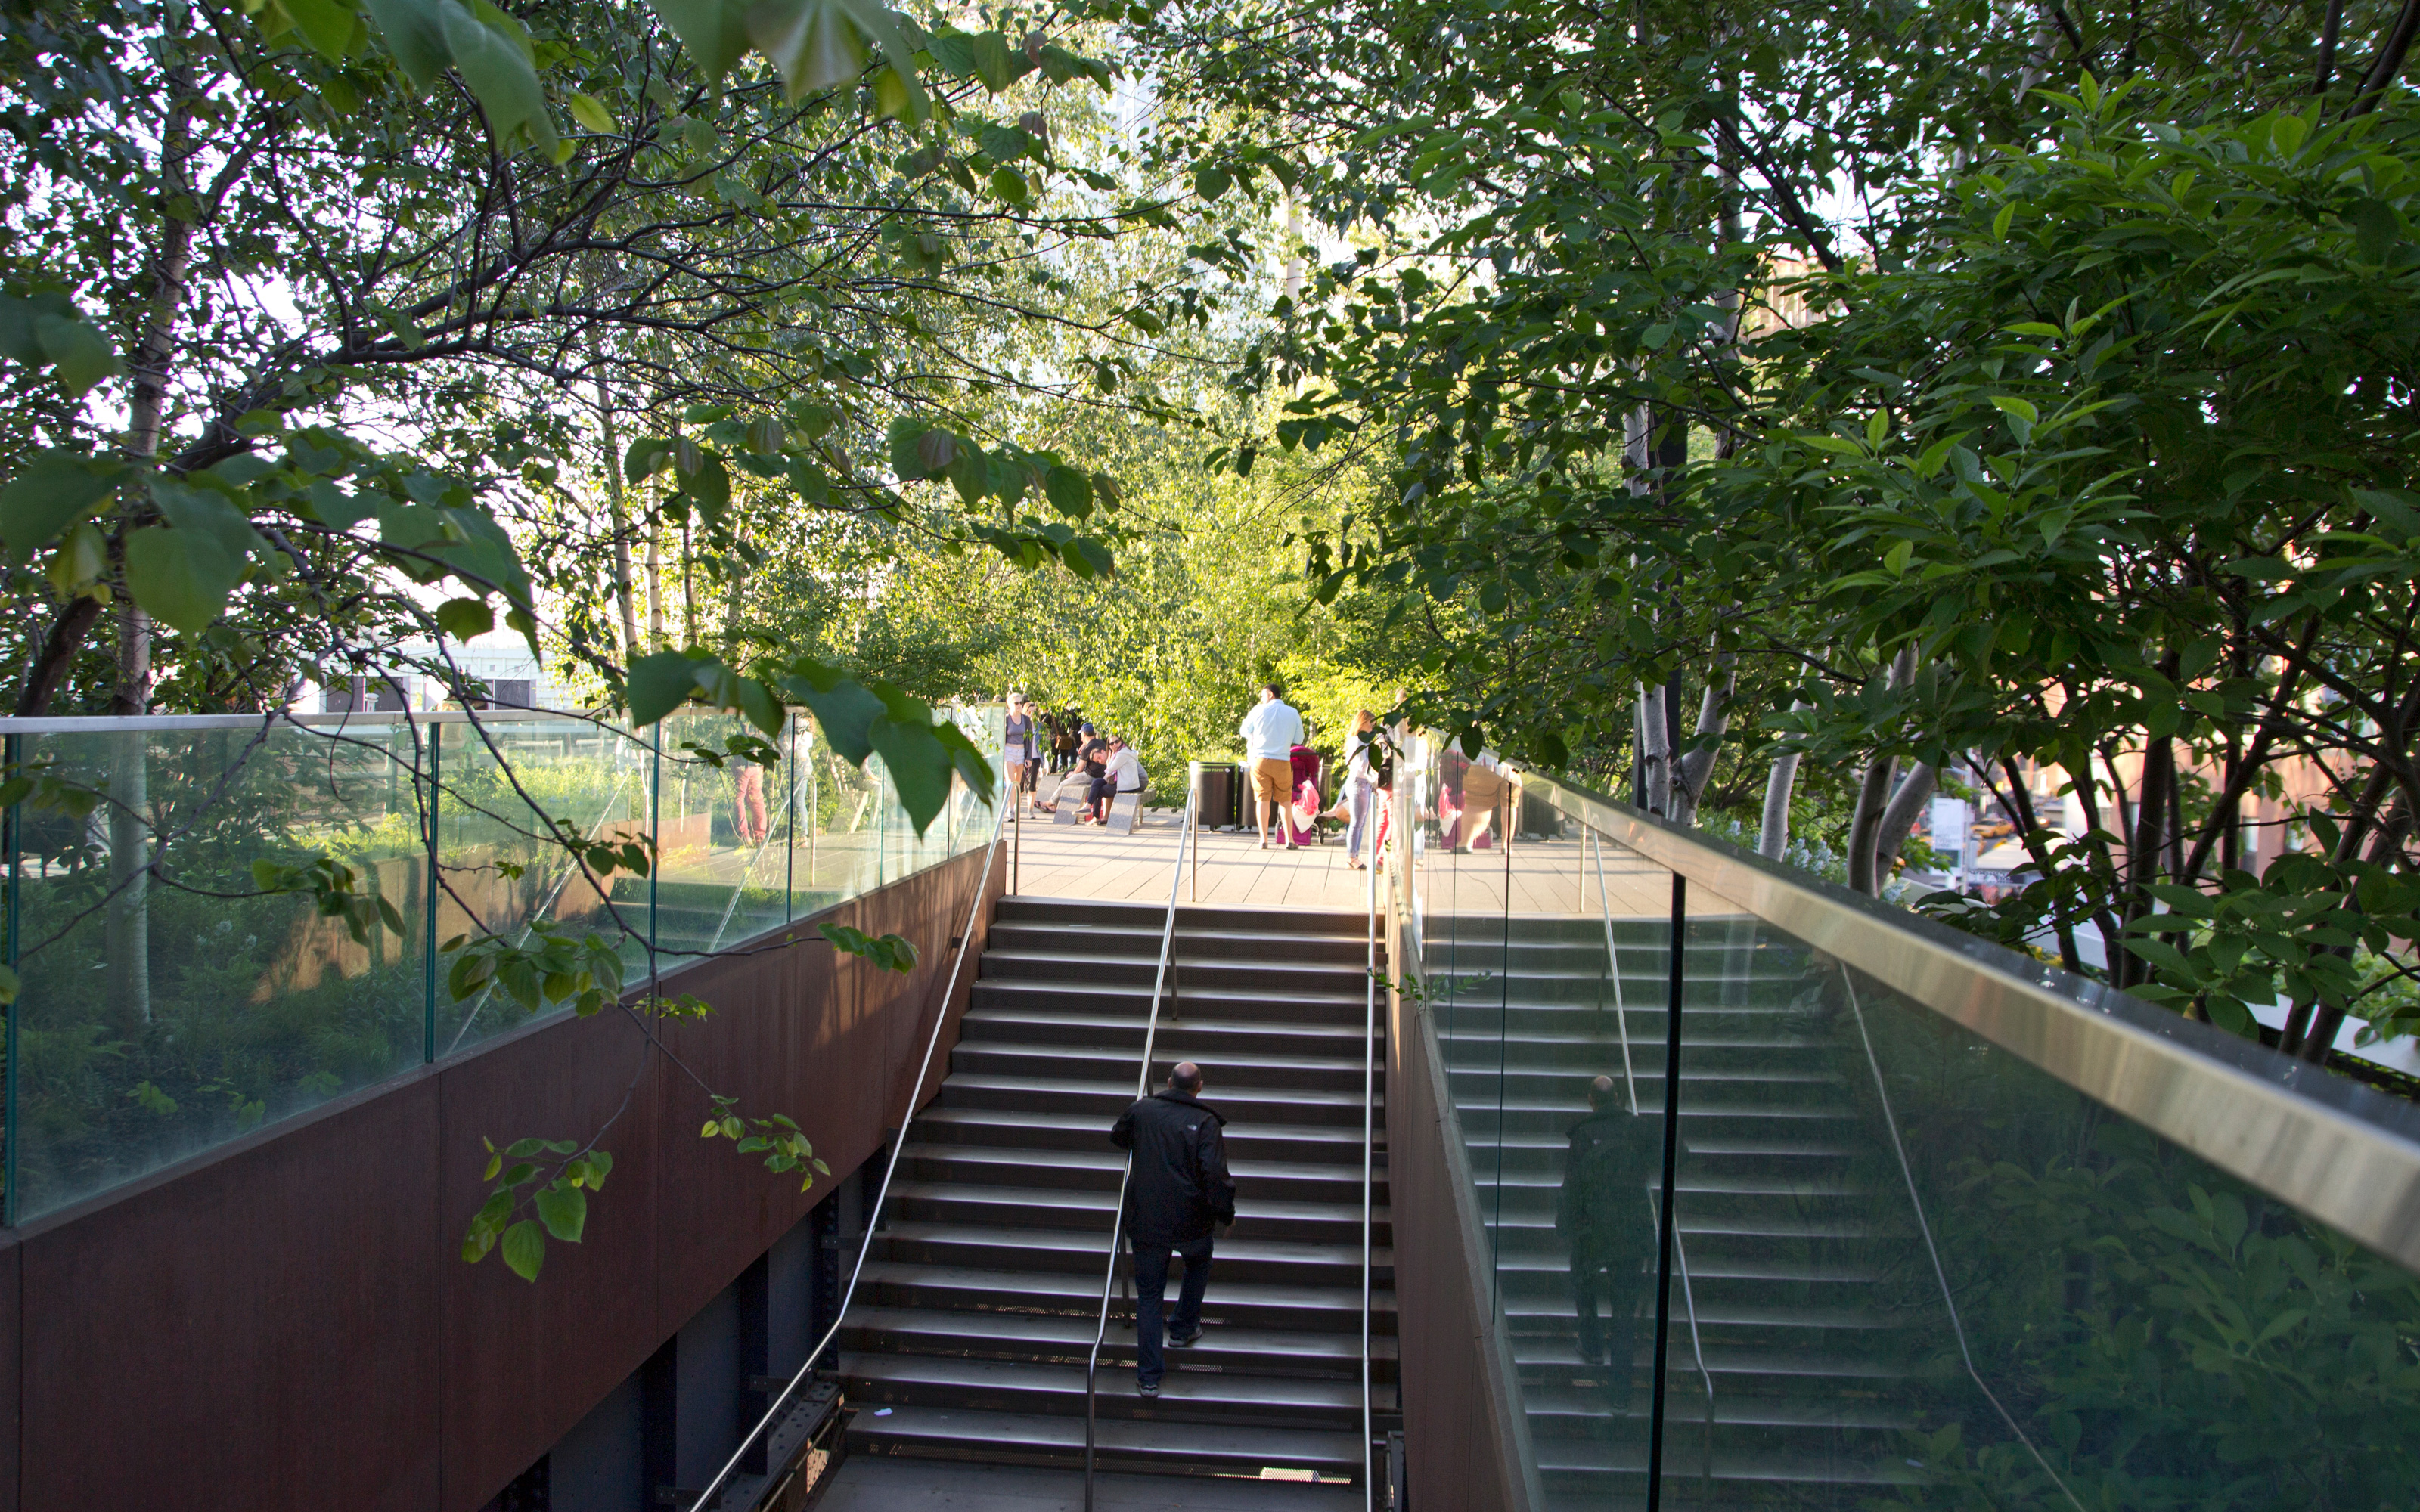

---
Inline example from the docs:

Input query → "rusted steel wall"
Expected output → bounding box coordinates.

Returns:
[1,841,1003,1512]
[1386,907,1538,1512]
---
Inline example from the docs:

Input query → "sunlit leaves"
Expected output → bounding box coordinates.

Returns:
[820,921,919,971]
[700,1095,832,1191]
[465,1138,613,1281]
[0,451,128,568]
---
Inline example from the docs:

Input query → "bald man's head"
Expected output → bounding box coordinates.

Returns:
[1169,1062,1204,1093]
[1588,1074,1617,1109]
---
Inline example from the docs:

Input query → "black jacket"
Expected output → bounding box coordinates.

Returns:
[1556,1105,1661,1256]
[1110,1089,1236,1247]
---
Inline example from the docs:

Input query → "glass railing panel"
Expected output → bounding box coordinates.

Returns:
[435,713,650,1053]
[788,720,883,916]
[651,710,789,960]
[1673,870,2420,1510]
[8,717,430,1220]
[1494,809,1678,1512]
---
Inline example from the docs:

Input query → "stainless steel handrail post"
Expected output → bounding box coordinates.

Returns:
[1596,829,1712,1485]
[1361,806,1379,1509]
[1083,775,1196,1512]
[690,794,1008,1512]
[1593,832,1640,1115]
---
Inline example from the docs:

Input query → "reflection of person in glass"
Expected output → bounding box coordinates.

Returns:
[732,761,768,847]
[1558,1074,1660,1381]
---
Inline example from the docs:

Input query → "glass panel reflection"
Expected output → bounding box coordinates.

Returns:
[9,719,430,1219]
[1677,874,2420,1510]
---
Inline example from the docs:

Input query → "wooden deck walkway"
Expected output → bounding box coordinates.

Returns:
[1001,799,1678,923]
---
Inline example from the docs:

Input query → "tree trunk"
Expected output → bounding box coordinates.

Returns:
[1671,657,1736,826]
[2348,0,2420,114]
[645,519,666,653]
[681,516,698,647]
[1636,681,1671,818]
[2116,736,2173,990]
[1758,753,1800,859]
[595,373,641,670]
[1874,761,1938,878]
[1845,754,1896,895]
[1758,700,1811,859]
[1845,647,1916,894]
[101,46,197,1033]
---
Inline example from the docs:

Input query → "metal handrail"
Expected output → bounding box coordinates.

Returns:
[1360,798,1380,1508]
[1082,776,1196,1511]
[692,791,1008,1512]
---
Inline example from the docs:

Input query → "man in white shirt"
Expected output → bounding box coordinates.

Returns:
[1088,736,1146,823]
[1237,684,1305,850]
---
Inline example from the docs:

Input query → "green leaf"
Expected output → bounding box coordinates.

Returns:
[500,1218,547,1281]
[534,1183,588,1243]
[748,0,867,96]
[32,314,119,397]
[1194,163,1231,200]
[1989,395,2038,424]
[124,488,262,635]
[567,91,618,134]
[653,0,753,79]
[777,659,885,763]
[888,416,934,480]
[434,596,495,640]
[1043,463,1094,516]
[0,451,129,568]
[358,0,452,86]
[969,28,1010,89]
[628,649,709,725]
[2354,197,2401,263]
[1062,535,1115,578]
[989,165,1032,205]
[439,0,556,151]
[281,0,358,57]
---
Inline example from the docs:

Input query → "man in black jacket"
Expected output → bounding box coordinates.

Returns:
[1558,1074,1661,1382]
[1109,1061,1236,1397]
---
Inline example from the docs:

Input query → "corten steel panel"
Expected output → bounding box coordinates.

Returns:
[0,1235,17,1512]
[649,846,1001,1354]
[1386,906,1535,1512]
[435,1003,672,1510]
[1,842,999,1512]
[16,1075,444,1512]
[442,842,1002,1510]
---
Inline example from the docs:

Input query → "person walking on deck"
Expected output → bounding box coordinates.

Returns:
[1110,1061,1236,1397]
[1342,708,1384,871]
[1002,696,1035,800]
[1239,684,1305,850]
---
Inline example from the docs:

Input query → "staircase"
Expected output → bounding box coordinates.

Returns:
[842,896,1398,1483]
[1429,909,1923,1510]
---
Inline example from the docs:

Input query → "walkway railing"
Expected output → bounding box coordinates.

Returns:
[1082,772,1197,1510]
[1385,733,2420,1511]
[0,704,1004,1224]
[691,795,1010,1512]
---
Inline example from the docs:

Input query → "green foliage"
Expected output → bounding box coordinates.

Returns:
[819,921,919,972]
[700,1093,831,1190]
[1838,973,2420,1509]
[464,1136,613,1281]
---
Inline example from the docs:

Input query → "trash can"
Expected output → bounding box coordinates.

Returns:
[1190,760,1239,830]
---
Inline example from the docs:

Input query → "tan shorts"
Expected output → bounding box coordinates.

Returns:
[1252,757,1293,803]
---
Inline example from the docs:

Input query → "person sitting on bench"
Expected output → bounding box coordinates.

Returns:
[1087,736,1146,823]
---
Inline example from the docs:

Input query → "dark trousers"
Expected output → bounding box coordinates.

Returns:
[1131,1234,1214,1387]
[1571,1242,1646,1375]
